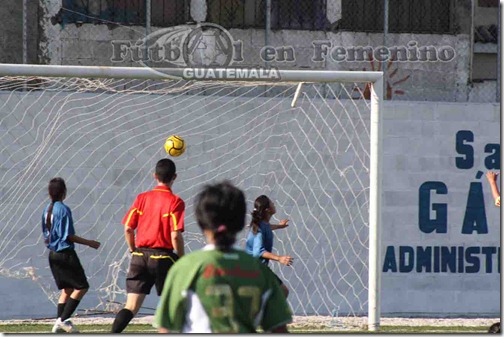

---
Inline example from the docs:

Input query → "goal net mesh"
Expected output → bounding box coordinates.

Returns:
[0,75,371,318]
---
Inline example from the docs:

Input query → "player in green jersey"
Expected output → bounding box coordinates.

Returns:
[154,181,292,333]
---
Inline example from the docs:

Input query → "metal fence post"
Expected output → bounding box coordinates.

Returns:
[497,2,501,102]
[145,0,152,65]
[383,0,388,100]
[265,0,271,68]
[23,0,28,65]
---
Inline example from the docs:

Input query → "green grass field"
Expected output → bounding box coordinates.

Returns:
[0,323,492,334]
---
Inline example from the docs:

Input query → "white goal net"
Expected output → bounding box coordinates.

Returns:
[0,65,382,328]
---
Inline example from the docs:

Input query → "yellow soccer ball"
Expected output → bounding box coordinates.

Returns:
[164,135,186,157]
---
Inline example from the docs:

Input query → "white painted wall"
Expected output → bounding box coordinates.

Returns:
[381,101,500,316]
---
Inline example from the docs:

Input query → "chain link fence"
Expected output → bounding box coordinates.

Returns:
[8,0,501,102]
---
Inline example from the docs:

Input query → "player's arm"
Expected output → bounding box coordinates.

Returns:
[262,251,293,266]
[41,213,49,245]
[63,208,101,249]
[158,327,170,333]
[254,235,293,266]
[124,225,136,252]
[122,198,141,252]
[68,235,101,249]
[270,219,289,230]
[170,199,185,257]
[486,171,501,206]
[171,230,184,257]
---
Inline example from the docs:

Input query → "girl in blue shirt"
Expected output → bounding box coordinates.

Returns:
[245,195,293,297]
[42,177,100,333]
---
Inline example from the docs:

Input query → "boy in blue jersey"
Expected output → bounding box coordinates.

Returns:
[245,195,292,298]
[41,177,101,333]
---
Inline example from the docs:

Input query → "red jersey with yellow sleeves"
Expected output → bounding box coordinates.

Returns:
[122,185,185,249]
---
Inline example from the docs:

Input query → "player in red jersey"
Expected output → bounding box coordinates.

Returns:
[111,159,185,333]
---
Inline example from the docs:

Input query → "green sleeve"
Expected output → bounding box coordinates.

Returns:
[153,259,197,332]
[260,267,293,332]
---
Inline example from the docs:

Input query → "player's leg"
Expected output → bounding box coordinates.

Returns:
[57,288,73,318]
[271,269,289,298]
[49,251,69,318]
[124,292,147,315]
[111,249,174,333]
[111,293,147,333]
[59,288,88,321]
[49,250,89,333]
[112,250,151,333]
[152,250,178,296]
[51,288,73,333]
[59,250,90,323]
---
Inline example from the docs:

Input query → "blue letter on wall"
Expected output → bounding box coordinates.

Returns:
[462,182,488,234]
[456,130,474,169]
[484,144,501,170]
[399,246,415,272]
[419,182,448,233]
[465,247,481,273]
[383,246,397,272]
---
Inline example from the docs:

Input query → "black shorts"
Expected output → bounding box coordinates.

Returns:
[49,249,90,290]
[126,247,179,296]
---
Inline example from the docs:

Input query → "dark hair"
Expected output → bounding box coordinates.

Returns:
[488,322,500,333]
[156,158,176,184]
[250,195,271,234]
[195,181,246,251]
[46,177,67,231]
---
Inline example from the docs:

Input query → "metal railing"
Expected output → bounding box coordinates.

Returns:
[206,0,327,30]
[340,0,456,34]
[54,0,189,27]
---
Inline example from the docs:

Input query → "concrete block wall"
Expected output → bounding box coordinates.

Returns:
[381,101,500,315]
[0,83,499,319]
[34,0,491,102]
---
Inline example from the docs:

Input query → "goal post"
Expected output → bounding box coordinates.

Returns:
[0,64,383,330]
[368,75,383,332]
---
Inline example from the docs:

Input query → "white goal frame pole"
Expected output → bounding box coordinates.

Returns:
[368,78,383,332]
[0,64,382,83]
[0,64,384,331]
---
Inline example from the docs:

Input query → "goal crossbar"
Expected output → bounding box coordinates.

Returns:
[0,64,383,83]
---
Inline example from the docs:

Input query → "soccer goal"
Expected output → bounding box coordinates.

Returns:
[0,64,383,331]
